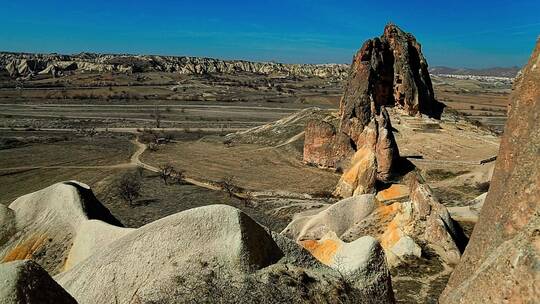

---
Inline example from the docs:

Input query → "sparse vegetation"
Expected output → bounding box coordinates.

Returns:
[310,190,334,199]
[151,260,371,304]
[424,169,470,181]
[475,181,490,192]
[217,176,243,198]
[152,104,162,128]
[159,162,185,185]
[118,172,142,206]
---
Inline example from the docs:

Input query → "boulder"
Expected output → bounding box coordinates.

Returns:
[440,39,540,304]
[0,181,123,274]
[282,194,377,241]
[55,205,281,303]
[391,174,465,264]
[389,236,422,260]
[303,119,354,168]
[299,232,389,277]
[284,173,465,267]
[0,260,77,304]
[55,204,394,303]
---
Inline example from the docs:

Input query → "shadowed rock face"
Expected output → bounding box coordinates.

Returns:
[0,260,77,304]
[439,40,540,303]
[304,24,433,194]
[339,23,436,140]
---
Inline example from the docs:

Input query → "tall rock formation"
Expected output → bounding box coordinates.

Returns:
[439,39,540,303]
[339,23,436,139]
[334,107,400,197]
[305,23,433,196]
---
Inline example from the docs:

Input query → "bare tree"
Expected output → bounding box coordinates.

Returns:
[159,163,185,185]
[118,173,142,206]
[217,176,242,198]
[170,168,186,184]
[153,104,161,128]
[159,163,175,185]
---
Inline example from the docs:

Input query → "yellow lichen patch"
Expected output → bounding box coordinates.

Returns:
[299,239,341,265]
[376,184,409,201]
[2,234,47,262]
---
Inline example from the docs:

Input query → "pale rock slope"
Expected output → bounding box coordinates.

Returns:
[0,181,123,274]
[0,182,395,304]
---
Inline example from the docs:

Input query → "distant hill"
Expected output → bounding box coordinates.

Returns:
[429,66,520,78]
[0,51,349,79]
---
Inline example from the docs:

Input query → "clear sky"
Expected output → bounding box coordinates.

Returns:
[1,0,538,68]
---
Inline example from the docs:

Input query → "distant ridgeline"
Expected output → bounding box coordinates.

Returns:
[0,52,349,79]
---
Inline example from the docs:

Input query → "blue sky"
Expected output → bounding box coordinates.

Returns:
[1,0,538,68]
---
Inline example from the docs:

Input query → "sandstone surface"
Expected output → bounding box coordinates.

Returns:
[0,181,123,274]
[284,173,465,267]
[440,39,540,304]
[304,24,435,193]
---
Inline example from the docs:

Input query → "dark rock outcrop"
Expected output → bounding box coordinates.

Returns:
[439,39,540,303]
[339,23,437,139]
[303,24,435,195]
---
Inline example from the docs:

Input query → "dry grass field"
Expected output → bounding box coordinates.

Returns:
[142,139,339,194]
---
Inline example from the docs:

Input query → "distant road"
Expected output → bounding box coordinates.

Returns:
[0,126,247,133]
[0,102,306,111]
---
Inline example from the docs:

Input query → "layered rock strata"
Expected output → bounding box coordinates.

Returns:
[0,52,348,79]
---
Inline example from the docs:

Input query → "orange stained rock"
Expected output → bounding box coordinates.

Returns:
[299,239,341,265]
[379,220,402,250]
[375,201,400,221]
[3,234,47,262]
[342,147,374,184]
[376,184,409,201]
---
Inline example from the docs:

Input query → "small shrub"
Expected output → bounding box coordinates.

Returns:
[148,142,159,152]
[136,166,145,178]
[311,190,334,199]
[118,172,142,206]
[159,163,175,185]
[475,181,490,192]
[159,163,185,185]
[217,176,242,197]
